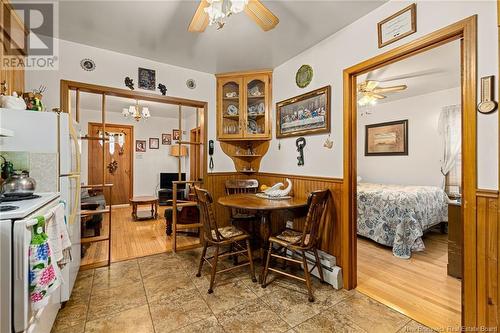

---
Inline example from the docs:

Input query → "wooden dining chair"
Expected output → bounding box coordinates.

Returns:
[194,186,257,293]
[224,179,259,223]
[261,189,330,302]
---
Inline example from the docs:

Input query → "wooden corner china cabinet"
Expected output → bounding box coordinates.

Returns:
[216,70,272,174]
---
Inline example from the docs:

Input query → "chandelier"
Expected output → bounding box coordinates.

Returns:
[204,0,248,29]
[122,100,151,122]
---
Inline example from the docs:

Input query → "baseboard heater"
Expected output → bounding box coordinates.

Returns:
[285,248,343,290]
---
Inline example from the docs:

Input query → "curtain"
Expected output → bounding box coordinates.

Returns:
[438,104,461,191]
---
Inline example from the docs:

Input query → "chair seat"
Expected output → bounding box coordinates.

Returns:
[274,229,310,246]
[212,226,244,239]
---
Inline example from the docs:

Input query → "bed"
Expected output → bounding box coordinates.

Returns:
[357,183,448,259]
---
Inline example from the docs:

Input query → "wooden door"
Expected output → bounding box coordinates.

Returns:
[88,123,134,205]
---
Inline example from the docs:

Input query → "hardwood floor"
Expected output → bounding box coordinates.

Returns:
[356,230,461,330]
[81,206,200,266]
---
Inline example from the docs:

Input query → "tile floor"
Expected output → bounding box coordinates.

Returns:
[51,248,435,333]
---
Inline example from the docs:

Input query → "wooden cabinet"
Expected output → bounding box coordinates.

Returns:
[447,200,462,279]
[216,70,272,173]
[1,0,26,95]
[216,70,272,140]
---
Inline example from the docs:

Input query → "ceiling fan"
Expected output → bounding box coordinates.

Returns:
[357,80,407,106]
[188,0,279,32]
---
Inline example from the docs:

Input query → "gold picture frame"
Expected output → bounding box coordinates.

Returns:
[276,85,331,138]
[377,4,417,48]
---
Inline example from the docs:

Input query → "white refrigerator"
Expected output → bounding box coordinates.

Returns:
[0,108,81,302]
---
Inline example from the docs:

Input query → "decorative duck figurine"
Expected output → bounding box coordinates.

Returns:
[263,178,292,197]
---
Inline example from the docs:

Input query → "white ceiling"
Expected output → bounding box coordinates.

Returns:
[58,0,386,73]
[73,92,197,118]
[357,40,461,106]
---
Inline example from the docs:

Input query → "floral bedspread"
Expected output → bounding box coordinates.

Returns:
[357,183,448,259]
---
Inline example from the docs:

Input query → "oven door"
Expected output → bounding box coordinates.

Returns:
[13,202,62,333]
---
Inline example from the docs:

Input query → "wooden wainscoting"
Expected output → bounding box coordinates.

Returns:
[204,172,343,261]
[476,189,499,328]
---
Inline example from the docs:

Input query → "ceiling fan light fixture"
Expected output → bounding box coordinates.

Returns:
[231,0,248,14]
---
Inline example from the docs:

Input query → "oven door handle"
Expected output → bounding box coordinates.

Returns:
[13,218,32,332]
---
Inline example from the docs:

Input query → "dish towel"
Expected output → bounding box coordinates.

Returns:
[29,216,61,311]
[46,203,72,268]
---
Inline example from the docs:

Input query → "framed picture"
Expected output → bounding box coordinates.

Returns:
[365,120,408,156]
[172,129,181,141]
[162,133,172,145]
[377,4,416,48]
[276,85,331,138]
[135,140,146,152]
[138,67,156,90]
[149,138,159,149]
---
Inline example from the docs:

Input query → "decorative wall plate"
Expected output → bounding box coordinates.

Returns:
[80,58,96,71]
[186,79,196,89]
[296,65,313,88]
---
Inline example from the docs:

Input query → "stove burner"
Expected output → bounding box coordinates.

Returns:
[0,194,41,203]
[0,205,19,212]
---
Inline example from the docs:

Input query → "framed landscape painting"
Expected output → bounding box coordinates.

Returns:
[276,85,331,138]
[365,120,408,156]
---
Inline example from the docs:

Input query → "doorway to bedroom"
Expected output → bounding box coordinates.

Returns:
[342,18,478,330]
[355,40,462,329]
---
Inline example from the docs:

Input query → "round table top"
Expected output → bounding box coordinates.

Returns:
[218,193,307,211]
[129,196,158,203]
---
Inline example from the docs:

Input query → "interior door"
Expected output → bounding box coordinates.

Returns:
[88,123,133,205]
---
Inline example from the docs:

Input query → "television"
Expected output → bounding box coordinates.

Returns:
[160,172,186,189]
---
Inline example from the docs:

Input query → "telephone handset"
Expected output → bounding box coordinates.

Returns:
[209,140,214,170]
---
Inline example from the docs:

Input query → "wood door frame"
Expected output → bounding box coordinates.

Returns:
[88,122,134,201]
[342,16,477,326]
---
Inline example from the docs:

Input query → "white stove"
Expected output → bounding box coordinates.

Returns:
[0,192,60,220]
[1,192,62,333]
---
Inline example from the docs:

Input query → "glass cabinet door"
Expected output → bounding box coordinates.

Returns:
[243,75,270,139]
[219,78,243,139]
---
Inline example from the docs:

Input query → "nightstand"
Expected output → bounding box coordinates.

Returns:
[447,199,462,279]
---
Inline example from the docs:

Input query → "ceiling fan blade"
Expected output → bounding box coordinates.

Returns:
[188,0,209,32]
[244,0,279,31]
[373,85,407,93]
[371,93,386,99]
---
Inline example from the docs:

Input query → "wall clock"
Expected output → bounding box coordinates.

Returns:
[296,65,313,88]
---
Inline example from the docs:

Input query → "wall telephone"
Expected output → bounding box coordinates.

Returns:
[209,140,214,170]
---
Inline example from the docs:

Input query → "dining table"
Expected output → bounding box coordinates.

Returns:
[218,193,308,281]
